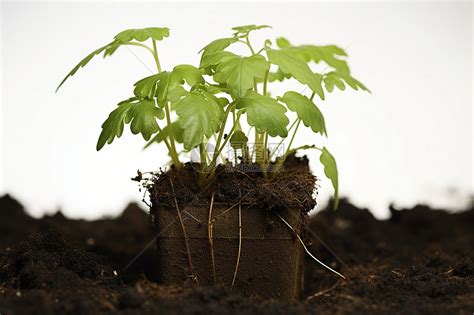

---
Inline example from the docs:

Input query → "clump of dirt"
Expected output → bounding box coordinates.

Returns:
[0,194,473,314]
[304,199,474,314]
[0,230,121,290]
[148,154,317,215]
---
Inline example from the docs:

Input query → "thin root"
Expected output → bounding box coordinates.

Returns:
[231,189,243,288]
[208,191,217,285]
[169,178,199,286]
[276,213,346,280]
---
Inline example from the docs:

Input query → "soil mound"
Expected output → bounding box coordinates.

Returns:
[149,154,317,215]
[0,195,473,314]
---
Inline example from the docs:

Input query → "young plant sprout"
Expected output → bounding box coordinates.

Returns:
[57,25,369,209]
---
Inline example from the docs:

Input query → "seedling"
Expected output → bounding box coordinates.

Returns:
[57,25,369,208]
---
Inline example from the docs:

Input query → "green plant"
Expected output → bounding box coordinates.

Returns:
[57,25,369,208]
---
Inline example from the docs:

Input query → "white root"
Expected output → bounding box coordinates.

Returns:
[231,191,242,288]
[276,213,346,280]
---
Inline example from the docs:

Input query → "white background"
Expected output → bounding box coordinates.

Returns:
[1,1,473,219]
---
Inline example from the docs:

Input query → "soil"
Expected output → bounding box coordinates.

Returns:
[0,193,472,314]
[147,154,317,216]
[147,155,313,299]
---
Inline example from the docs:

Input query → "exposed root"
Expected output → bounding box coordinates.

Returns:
[231,190,243,288]
[216,192,251,219]
[276,213,346,280]
[208,191,217,285]
[286,209,348,269]
[169,178,199,286]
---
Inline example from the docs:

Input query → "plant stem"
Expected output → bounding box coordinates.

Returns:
[245,36,256,55]
[269,118,299,159]
[254,131,264,165]
[285,144,322,156]
[151,39,180,168]
[156,125,180,167]
[164,103,181,168]
[200,143,207,172]
[213,114,241,159]
[285,119,301,156]
[263,70,269,96]
[310,91,316,100]
[151,40,162,73]
[273,119,301,175]
[263,132,269,164]
[122,42,155,56]
[212,104,234,165]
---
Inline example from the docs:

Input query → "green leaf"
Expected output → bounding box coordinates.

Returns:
[268,68,292,82]
[96,99,133,151]
[278,91,327,136]
[126,98,165,140]
[320,147,339,210]
[235,91,289,137]
[324,72,346,92]
[276,37,291,49]
[298,45,349,73]
[331,71,370,92]
[174,91,224,150]
[230,130,248,150]
[133,73,163,99]
[214,55,270,97]
[97,97,164,150]
[199,37,238,57]
[200,51,238,69]
[133,66,203,106]
[155,71,172,107]
[103,28,169,57]
[167,84,188,103]
[267,49,325,100]
[57,27,170,91]
[172,64,204,86]
[56,42,113,92]
[144,121,184,149]
[232,24,271,36]
[113,27,170,43]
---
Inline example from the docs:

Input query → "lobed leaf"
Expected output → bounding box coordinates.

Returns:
[278,91,327,136]
[174,91,224,150]
[267,49,325,100]
[96,100,133,151]
[57,27,170,91]
[324,72,346,92]
[214,55,270,97]
[329,71,370,92]
[144,121,184,149]
[199,38,238,67]
[298,45,349,73]
[134,73,164,99]
[172,64,204,86]
[235,91,289,137]
[320,147,339,209]
[96,97,164,150]
[113,27,170,43]
[56,42,113,92]
[133,65,203,106]
[126,98,165,140]
[268,68,292,82]
[232,24,271,36]
[200,51,238,69]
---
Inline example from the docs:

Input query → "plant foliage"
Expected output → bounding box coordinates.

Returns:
[57,25,370,208]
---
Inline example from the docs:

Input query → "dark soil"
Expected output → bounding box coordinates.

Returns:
[0,193,472,314]
[147,154,317,215]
